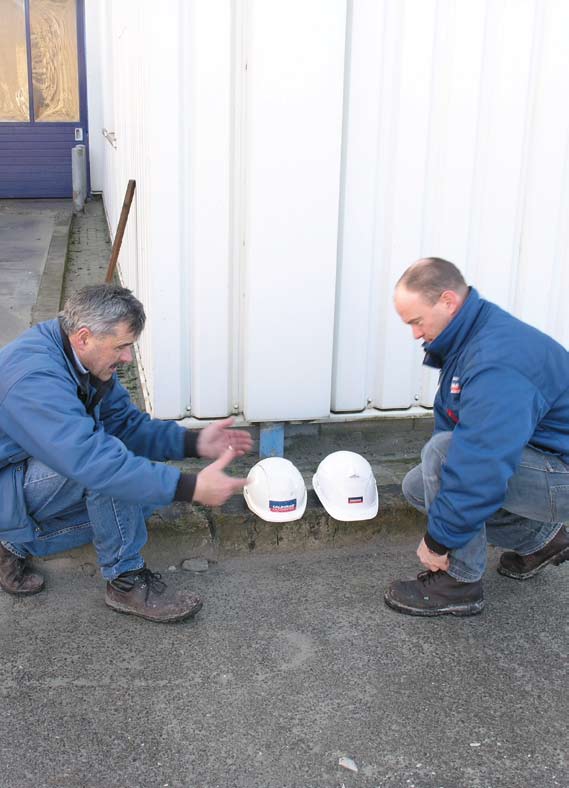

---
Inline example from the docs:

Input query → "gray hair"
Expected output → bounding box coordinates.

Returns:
[396,257,468,305]
[59,284,146,337]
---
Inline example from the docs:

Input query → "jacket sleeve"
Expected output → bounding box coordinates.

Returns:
[427,364,546,550]
[100,377,197,461]
[0,370,182,506]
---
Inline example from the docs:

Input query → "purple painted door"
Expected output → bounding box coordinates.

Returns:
[0,0,88,198]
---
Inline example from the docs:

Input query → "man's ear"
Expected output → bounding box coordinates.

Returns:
[441,290,461,314]
[73,327,92,349]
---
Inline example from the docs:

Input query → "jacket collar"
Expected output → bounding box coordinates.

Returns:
[422,287,483,369]
[59,319,91,391]
[58,320,114,405]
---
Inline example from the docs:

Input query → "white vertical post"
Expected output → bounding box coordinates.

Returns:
[71,144,86,212]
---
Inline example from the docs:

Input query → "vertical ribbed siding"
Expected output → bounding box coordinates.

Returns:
[87,0,569,420]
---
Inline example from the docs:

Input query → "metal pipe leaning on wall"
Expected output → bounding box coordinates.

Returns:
[105,179,136,283]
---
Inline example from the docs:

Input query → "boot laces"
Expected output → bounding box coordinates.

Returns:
[138,568,167,600]
[113,567,167,601]
[417,569,445,586]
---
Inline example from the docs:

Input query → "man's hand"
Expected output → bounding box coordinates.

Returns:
[417,537,450,572]
[197,417,253,460]
[193,447,247,506]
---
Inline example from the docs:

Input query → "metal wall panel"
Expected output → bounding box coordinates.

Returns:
[186,1,233,419]
[86,0,569,421]
[514,1,569,344]
[241,0,346,421]
[370,0,439,410]
[331,0,383,413]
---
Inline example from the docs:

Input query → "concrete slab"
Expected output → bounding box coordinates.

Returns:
[0,200,73,348]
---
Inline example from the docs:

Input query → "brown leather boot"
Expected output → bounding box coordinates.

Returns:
[105,567,203,623]
[384,570,484,617]
[498,525,569,580]
[0,543,45,596]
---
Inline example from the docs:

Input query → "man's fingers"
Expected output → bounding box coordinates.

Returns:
[216,416,235,430]
[230,478,247,491]
[211,446,238,470]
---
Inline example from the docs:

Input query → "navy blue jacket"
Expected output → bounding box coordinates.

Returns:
[0,319,196,542]
[423,288,569,552]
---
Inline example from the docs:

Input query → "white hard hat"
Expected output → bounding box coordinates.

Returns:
[244,457,307,523]
[313,451,378,521]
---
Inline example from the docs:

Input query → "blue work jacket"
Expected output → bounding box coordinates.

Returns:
[0,319,188,542]
[423,288,569,550]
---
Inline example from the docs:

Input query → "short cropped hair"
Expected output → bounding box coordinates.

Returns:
[396,257,468,305]
[59,284,146,337]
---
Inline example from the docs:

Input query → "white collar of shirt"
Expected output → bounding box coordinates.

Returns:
[72,348,89,375]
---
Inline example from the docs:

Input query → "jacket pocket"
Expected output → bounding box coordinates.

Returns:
[0,463,35,542]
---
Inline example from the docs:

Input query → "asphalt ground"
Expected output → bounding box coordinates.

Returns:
[1,530,568,788]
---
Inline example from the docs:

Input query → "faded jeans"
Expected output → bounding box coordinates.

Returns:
[2,459,156,581]
[403,431,569,582]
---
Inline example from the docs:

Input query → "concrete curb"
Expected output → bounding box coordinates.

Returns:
[31,209,73,323]
[146,483,426,564]
[40,480,426,573]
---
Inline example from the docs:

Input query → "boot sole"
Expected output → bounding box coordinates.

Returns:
[497,545,569,581]
[105,598,203,623]
[384,592,485,617]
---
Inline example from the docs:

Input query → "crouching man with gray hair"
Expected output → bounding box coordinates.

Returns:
[384,257,569,617]
[0,284,252,623]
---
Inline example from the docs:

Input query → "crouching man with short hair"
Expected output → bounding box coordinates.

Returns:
[0,284,251,623]
[385,258,569,617]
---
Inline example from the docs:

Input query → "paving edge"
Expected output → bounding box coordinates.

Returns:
[145,483,426,561]
[37,483,426,573]
[31,210,73,324]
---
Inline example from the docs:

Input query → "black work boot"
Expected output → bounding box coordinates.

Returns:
[105,567,203,623]
[497,525,569,580]
[384,570,484,617]
[0,543,45,596]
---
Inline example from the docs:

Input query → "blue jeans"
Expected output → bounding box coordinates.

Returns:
[403,432,569,582]
[2,459,155,581]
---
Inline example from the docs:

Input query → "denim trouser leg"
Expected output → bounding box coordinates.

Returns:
[2,459,152,581]
[402,431,568,582]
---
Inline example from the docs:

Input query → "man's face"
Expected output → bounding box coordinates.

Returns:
[394,285,458,343]
[71,321,137,381]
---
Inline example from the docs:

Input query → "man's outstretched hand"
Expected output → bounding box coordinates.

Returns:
[417,537,450,572]
[197,417,253,460]
[193,447,247,506]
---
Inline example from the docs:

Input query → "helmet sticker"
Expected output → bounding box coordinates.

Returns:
[269,499,297,512]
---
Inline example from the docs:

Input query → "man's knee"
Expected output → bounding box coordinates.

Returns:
[402,464,426,511]
[420,431,452,470]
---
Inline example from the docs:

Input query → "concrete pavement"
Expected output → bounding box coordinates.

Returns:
[1,532,568,788]
[0,199,72,347]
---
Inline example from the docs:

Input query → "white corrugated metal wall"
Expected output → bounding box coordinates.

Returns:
[85,0,569,422]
